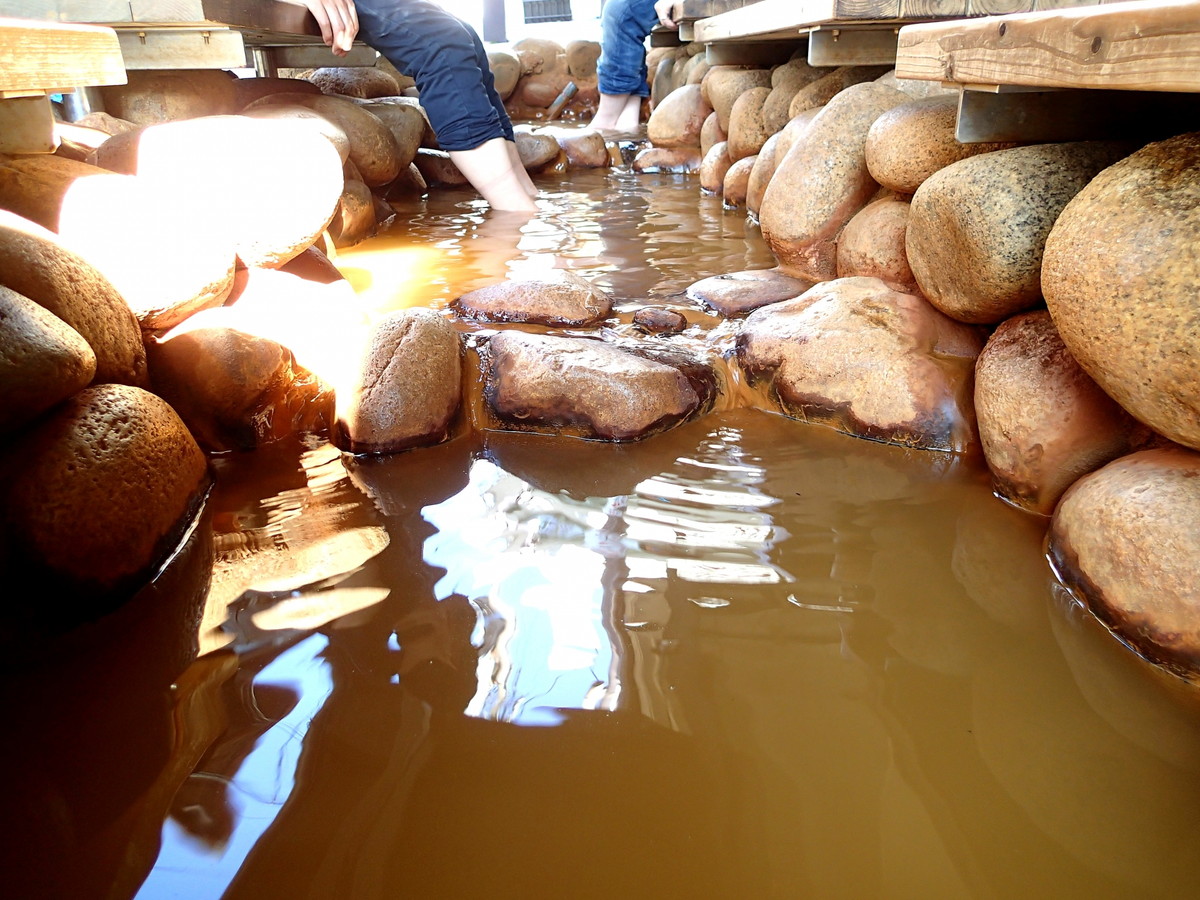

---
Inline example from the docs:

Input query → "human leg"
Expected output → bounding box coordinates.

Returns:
[450,138,537,212]
[596,0,659,128]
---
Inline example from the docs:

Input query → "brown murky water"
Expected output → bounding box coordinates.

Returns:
[4,157,1200,900]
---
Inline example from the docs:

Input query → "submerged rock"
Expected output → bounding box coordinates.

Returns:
[736,276,982,451]
[686,268,812,317]
[723,155,757,208]
[700,141,733,195]
[975,310,1146,515]
[1049,447,1200,680]
[455,271,613,327]
[1042,132,1200,451]
[515,130,562,169]
[482,331,708,441]
[633,307,688,335]
[336,309,463,455]
[632,147,702,174]
[555,129,610,168]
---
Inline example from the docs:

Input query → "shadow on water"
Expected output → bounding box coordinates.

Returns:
[3,165,1200,900]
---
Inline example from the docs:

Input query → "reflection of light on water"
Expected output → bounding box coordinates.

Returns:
[138,635,333,898]
[334,243,447,313]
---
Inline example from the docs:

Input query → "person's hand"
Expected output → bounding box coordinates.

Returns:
[654,0,678,30]
[303,0,359,56]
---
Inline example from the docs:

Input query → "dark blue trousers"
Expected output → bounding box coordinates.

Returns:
[354,0,514,150]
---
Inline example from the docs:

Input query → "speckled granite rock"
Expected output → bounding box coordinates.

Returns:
[760,82,910,281]
[455,271,613,327]
[633,307,688,335]
[703,67,772,132]
[0,383,209,595]
[761,58,825,134]
[483,332,709,441]
[555,129,609,168]
[700,141,733,195]
[700,111,726,159]
[647,84,712,149]
[304,66,400,99]
[99,69,236,124]
[0,210,147,387]
[836,197,917,293]
[727,86,772,162]
[1049,447,1200,680]
[515,130,562,169]
[908,141,1132,324]
[736,276,983,451]
[687,268,812,317]
[414,148,468,185]
[865,95,1018,195]
[788,65,892,119]
[746,132,781,219]
[0,285,95,434]
[57,173,236,331]
[329,178,377,248]
[356,100,426,169]
[0,154,109,231]
[723,155,757,208]
[632,147,702,174]
[231,76,321,110]
[975,310,1147,515]
[335,308,462,455]
[1043,132,1200,450]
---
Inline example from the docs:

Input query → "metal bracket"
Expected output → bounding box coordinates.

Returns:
[807,26,899,67]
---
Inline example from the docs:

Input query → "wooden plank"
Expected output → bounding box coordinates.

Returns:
[678,0,757,20]
[0,2,134,22]
[895,0,1200,91]
[0,17,126,92]
[0,0,318,38]
[694,0,894,42]
[899,0,970,15]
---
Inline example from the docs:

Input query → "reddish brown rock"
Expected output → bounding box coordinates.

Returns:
[700,111,727,160]
[760,83,910,282]
[702,67,772,132]
[727,86,772,162]
[489,50,522,100]
[305,66,401,99]
[279,244,345,284]
[0,383,209,593]
[0,154,110,231]
[1043,132,1200,450]
[335,308,463,455]
[1049,447,1200,679]
[555,129,610,168]
[384,162,429,197]
[414,148,468,185]
[908,141,1133,324]
[455,271,613,327]
[723,155,757,209]
[0,285,95,434]
[355,99,427,169]
[633,308,688,335]
[513,38,567,76]
[632,147,702,174]
[330,179,378,249]
[231,76,322,110]
[483,332,705,441]
[566,40,602,80]
[516,130,562,169]
[700,141,733,195]
[292,94,403,186]
[747,132,781,219]
[975,310,1146,515]
[865,95,1018,195]
[835,197,917,293]
[57,173,237,331]
[98,69,237,124]
[242,102,352,163]
[73,111,138,136]
[789,65,892,119]
[514,71,573,110]
[647,84,712,149]
[0,210,147,387]
[736,276,983,451]
[686,268,812,318]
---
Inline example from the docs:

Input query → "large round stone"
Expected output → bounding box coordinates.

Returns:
[305,66,401,99]
[908,141,1132,324]
[1049,447,1200,680]
[489,50,522,100]
[98,70,237,124]
[0,210,146,387]
[292,95,403,186]
[727,86,772,162]
[700,111,726,159]
[566,40,601,80]
[0,154,110,231]
[835,197,917,293]
[0,285,95,434]
[736,276,983,451]
[647,84,712,149]
[231,76,321,110]
[700,141,733,195]
[723,155,757,209]
[1043,132,1200,450]
[242,102,352,163]
[455,271,613,327]
[355,99,427,169]
[1,383,209,594]
[632,147,702,174]
[686,268,812,317]
[975,310,1146,515]
[702,67,771,132]
[788,65,892,119]
[746,132,781,219]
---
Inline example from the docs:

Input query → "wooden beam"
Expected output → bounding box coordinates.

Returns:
[695,0,902,42]
[0,17,126,92]
[895,0,1200,91]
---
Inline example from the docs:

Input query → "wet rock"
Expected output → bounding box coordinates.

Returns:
[686,268,812,317]
[1042,132,1200,450]
[231,76,322,110]
[514,37,567,76]
[484,331,707,441]
[835,197,917,293]
[305,66,400,99]
[147,308,331,452]
[1048,447,1200,679]
[335,308,462,455]
[513,71,573,111]
[746,132,781,219]
[700,111,727,160]
[0,285,95,434]
[385,162,429,197]
[489,50,522,100]
[633,307,688,335]
[242,103,352,163]
[700,141,733,195]
[279,244,344,284]
[647,84,712,149]
[975,310,1146,515]
[0,383,209,594]
[455,271,613,327]
[566,40,601,80]
[98,69,237,124]
[126,115,345,269]
[515,130,562,169]
[736,276,983,451]
[649,54,676,111]
[330,179,377,248]
[702,67,772,132]
[724,155,757,208]
[555,129,609,168]
[908,141,1133,324]
[0,154,109,231]
[865,95,1018,195]
[414,148,468,185]
[356,100,426,169]
[0,210,147,387]
[57,173,237,332]
[290,94,403,186]
[73,111,138,136]
[789,65,892,119]
[632,146,702,174]
[727,86,772,162]
[760,82,910,282]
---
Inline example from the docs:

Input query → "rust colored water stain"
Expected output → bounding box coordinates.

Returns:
[2,166,1200,900]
